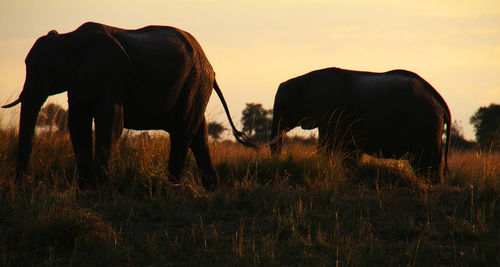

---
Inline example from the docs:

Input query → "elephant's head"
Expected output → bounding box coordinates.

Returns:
[269,80,319,154]
[4,31,63,106]
[2,31,66,176]
[2,27,130,177]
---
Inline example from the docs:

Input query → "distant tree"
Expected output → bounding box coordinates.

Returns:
[207,121,226,141]
[450,120,475,149]
[36,103,68,132]
[241,103,272,143]
[450,121,463,139]
[470,103,500,146]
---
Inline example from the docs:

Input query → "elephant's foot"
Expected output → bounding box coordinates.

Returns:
[201,177,218,191]
[15,169,33,185]
[415,166,443,185]
[197,170,218,191]
[168,173,182,185]
[427,172,444,185]
[77,172,105,191]
[77,176,93,191]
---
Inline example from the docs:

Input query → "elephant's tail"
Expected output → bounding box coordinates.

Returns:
[432,83,451,179]
[213,80,259,150]
[444,111,451,177]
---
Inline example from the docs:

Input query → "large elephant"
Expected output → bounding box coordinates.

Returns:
[269,68,451,183]
[3,22,257,189]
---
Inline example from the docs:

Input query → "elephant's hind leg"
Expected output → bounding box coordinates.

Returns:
[416,151,443,184]
[410,143,443,184]
[190,119,219,190]
[168,132,191,184]
[68,104,93,189]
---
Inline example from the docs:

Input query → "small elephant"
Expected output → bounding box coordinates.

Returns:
[269,68,451,183]
[3,22,257,189]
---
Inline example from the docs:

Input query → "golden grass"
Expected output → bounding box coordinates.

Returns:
[448,149,499,189]
[0,128,498,266]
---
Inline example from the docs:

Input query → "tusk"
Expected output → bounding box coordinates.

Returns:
[2,98,21,108]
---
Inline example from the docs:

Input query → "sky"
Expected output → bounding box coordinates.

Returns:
[1,0,499,140]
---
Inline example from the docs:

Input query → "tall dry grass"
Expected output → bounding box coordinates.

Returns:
[0,127,498,266]
[448,148,499,189]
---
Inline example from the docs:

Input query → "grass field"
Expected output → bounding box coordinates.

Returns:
[0,128,498,266]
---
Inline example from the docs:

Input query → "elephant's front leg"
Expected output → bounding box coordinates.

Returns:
[93,99,124,185]
[190,119,219,190]
[68,104,94,188]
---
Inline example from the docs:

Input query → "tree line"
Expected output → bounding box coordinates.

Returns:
[35,102,499,149]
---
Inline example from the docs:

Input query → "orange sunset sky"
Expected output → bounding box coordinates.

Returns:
[1,0,499,140]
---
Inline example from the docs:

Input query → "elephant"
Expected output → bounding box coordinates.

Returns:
[269,68,451,183]
[3,22,257,190]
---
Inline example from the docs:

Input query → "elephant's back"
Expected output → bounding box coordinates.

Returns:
[347,71,445,130]
[116,27,213,74]
[116,26,215,129]
[349,70,437,107]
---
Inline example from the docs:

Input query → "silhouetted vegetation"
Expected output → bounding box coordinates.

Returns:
[207,121,226,141]
[241,103,272,143]
[470,103,499,148]
[36,103,68,132]
[450,120,476,150]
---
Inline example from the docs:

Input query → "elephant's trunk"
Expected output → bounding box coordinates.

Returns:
[16,98,45,177]
[269,132,284,154]
[269,116,285,155]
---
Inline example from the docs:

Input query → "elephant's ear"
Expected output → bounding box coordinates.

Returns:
[68,31,130,105]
